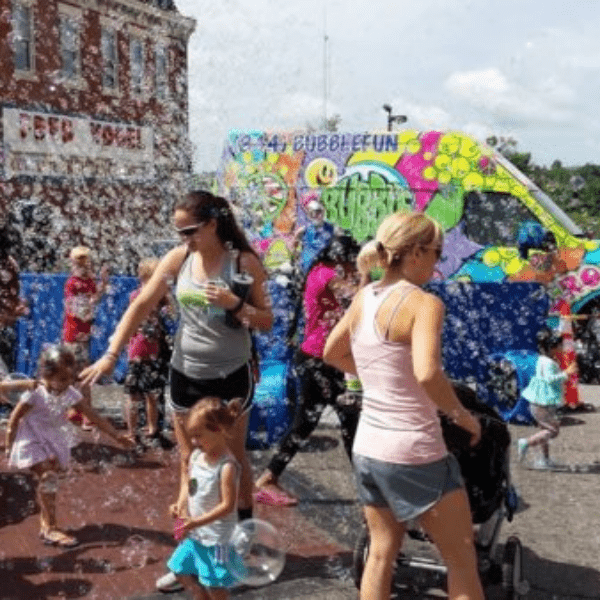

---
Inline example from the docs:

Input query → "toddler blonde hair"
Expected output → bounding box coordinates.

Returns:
[186,396,241,435]
[137,257,160,282]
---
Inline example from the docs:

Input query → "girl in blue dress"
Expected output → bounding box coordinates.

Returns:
[166,396,245,599]
[518,328,578,469]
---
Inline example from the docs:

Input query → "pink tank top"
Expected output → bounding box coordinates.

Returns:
[351,282,447,465]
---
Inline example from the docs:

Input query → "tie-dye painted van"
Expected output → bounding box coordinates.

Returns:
[219,129,600,319]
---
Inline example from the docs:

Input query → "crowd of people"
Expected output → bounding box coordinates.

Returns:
[0,191,581,599]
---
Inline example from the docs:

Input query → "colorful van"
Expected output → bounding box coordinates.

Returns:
[218,129,600,318]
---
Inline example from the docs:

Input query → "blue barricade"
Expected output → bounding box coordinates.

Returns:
[15,273,137,381]
[9,275,549,440]
[426,281,549,416]
[487,349,538,424]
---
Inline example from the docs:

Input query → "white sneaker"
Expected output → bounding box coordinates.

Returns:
[156,571,183,593]
[517,439,529,464]
[531,457,561,471]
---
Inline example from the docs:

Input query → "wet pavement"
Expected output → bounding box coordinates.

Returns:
[1,383,600,599]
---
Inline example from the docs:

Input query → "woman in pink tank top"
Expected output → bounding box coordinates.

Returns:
[324,212,484,600]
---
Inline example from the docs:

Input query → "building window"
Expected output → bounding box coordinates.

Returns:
[155,43,168,99]
[60,15,80,80]
[13,1,34,72]
[101,26,118,90]
[130,37,145,96]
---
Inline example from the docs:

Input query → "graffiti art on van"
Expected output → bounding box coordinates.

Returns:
[218,129,599,311]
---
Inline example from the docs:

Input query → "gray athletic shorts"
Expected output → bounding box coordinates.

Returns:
[353,453,464,522]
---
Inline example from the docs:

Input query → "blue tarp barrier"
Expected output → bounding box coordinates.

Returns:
[487,349,538,424]
[15,273,137,381]
[251,276,298,447]
[426,282,549,402]
[10,274,549,440]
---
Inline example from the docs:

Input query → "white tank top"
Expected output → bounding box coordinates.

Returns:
[187,449,239,545]
[351,282,447,465]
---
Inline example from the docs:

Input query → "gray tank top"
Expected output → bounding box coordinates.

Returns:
[171,252,252,379]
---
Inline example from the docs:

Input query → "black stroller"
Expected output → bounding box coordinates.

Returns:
[352,382,528,599]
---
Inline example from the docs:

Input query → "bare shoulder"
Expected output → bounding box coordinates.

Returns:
[239,251,266,278]
[346,287,366,326]
[160,245,190,276]
[406,288,445,317]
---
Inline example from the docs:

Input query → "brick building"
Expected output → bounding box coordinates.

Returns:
[0,0,195,273]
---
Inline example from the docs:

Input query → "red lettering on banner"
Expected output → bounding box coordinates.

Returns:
[19,113,30,139]
[62,119,74,143]
[102,125,114,146]
[90,122,141,149]
[34,115,46,141]
[90,122,102,145]
[48,117,60,140]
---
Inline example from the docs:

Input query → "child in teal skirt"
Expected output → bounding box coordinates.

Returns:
[518,328,578,469]
[167,397,246,599]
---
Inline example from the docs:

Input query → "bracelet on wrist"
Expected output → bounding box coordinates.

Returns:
[230,297,245,316]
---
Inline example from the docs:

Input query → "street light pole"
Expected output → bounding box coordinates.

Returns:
[383,104,407,131]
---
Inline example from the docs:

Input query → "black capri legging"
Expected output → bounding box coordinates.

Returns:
[266,350,360,478]
[169,363,254,414]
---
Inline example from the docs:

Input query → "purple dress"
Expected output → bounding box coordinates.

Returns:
[8,385,82,470]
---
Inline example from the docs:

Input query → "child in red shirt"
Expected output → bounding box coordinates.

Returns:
[62,246,109,429]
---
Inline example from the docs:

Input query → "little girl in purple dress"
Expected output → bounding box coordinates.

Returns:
[4,344,132,547]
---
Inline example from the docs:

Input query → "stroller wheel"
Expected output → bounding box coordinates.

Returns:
[502,536,529,599]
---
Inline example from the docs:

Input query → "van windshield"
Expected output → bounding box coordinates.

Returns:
[462,191,538,247]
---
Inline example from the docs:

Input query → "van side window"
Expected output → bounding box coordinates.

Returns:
[462,191,537,247]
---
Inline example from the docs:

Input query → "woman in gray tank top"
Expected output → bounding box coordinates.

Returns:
[80,191,273,535]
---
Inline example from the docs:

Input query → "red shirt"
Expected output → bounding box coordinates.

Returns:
[62,275,97,343]
[127,288,161,361]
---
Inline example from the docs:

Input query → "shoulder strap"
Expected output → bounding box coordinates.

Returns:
[379,283,418,341]
[173,247,191,286]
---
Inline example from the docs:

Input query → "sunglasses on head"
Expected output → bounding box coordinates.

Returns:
[175,222,206,237]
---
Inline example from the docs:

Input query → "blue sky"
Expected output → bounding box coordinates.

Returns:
[175,0,600,172]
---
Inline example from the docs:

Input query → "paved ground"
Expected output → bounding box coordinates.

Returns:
[1,383,600,599]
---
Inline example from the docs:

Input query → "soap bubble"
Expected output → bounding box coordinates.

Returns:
[2,373,31,404]
[226,518,285,587]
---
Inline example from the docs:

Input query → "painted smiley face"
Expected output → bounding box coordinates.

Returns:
[306,158,338,188]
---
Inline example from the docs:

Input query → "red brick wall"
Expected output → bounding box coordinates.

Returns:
[0,0,195,275]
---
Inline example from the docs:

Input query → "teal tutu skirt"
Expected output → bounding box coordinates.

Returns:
[167,538,246,588]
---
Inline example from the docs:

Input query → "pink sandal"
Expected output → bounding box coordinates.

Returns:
[253,487,298,507]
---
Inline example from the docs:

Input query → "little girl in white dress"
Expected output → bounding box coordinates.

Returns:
[4,344,132,547]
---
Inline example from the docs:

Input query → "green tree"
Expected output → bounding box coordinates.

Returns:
[487,136,600,236]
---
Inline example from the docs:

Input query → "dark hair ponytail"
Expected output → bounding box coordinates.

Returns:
[536,327,563,356]
[175,191,258,259]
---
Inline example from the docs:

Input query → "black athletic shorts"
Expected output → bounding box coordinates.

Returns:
[169,363,254,414]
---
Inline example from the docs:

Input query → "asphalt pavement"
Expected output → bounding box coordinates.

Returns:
[130,385,600,600]
[3,383,600,599]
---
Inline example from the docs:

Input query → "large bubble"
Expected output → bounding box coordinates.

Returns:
[2,372,31,404]
[226,518,285,587]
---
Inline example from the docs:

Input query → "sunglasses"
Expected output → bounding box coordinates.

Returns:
[175,222,206,237]
[421,246,443,260]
